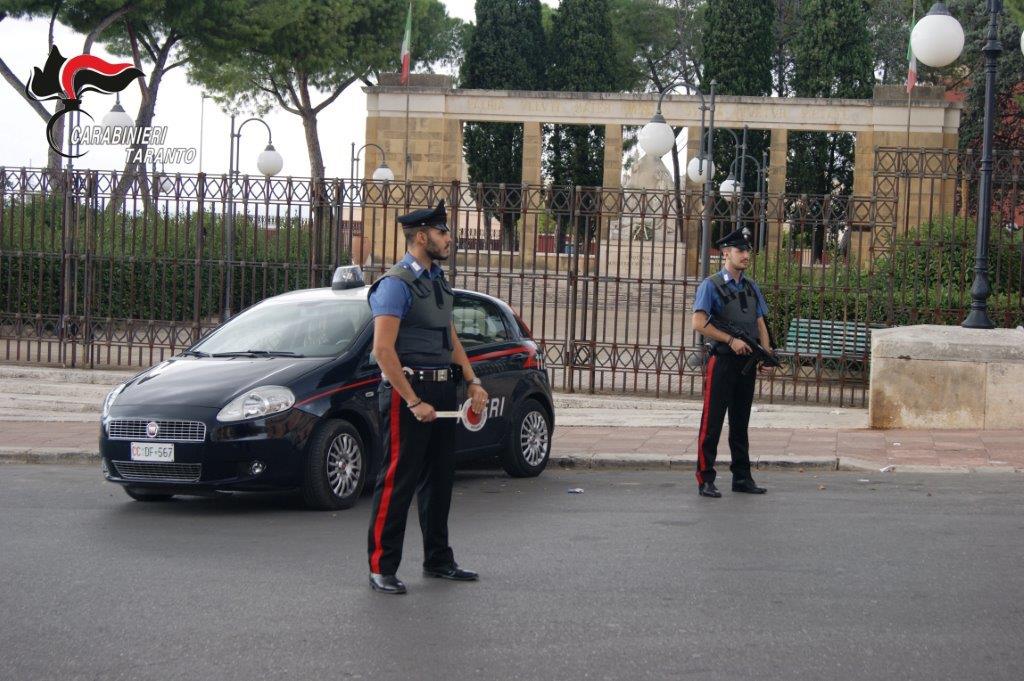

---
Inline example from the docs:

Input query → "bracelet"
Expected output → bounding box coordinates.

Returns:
[467,377,482,386]
[407,399,423,409]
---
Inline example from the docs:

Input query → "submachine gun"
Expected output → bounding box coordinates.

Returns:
[706,316,781,375]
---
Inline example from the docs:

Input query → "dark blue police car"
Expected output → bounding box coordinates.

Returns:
[99,267,554,510]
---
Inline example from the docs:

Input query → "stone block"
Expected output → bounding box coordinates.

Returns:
[985,362,1024,429]
[869,325,1024,430]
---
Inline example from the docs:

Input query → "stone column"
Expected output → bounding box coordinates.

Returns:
[851,130,878,266]
[767,129,788,256]
[520,122,543,268]
[852,127,953,265]
[602,124,623,190]
[683,126,703,278]
[364,113,464,266]
[601,124,623,242]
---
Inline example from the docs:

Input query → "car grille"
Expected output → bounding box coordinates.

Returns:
[107,419,206,442]
[112,461,202,483]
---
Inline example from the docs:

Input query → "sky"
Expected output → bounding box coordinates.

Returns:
[0,0,520,178]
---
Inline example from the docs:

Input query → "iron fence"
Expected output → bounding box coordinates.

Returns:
[2,150,1022,405]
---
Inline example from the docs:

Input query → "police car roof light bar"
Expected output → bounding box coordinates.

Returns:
[332,265,365,290]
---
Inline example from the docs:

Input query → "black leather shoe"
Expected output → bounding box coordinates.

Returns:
[698,482,722,498]
[423,565,479,581]
[732,478,767,494]
[369,573,407,594]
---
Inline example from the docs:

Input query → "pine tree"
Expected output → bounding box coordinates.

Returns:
[701,0,775,194]
[459,0,547,248]
[953,0,1024,153]
[543,0,622,247]
[788,0,874,199]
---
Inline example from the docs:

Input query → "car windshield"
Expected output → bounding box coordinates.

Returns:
[192,299,371,358]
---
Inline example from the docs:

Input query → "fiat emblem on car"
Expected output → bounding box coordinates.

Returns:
[146,421,159,438]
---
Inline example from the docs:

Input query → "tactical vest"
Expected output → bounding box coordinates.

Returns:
[707,271,760,355]
[369,262,454,367]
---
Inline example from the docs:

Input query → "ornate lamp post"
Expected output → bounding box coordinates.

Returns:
[350,143,395,182]
[224,115,283,319]
[638,80,717,279]
[911,1,1019,328]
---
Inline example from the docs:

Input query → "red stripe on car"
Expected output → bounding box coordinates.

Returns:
[295,377,381,407]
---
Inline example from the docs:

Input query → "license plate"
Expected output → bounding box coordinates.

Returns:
[130,442,174,462]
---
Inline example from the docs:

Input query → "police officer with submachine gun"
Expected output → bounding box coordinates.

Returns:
[691,228,779,498]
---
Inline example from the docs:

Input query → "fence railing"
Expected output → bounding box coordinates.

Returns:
[2,153,1022,405]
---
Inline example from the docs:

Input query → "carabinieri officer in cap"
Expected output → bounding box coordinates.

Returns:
[365,200,488,595]
[691,228,774,498]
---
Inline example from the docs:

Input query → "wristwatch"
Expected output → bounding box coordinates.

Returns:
[467,377,482,387]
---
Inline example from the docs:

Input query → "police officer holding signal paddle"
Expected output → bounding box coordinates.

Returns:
[365,200,488,595]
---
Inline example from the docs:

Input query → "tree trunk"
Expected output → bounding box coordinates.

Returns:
[300,109,325,185]
[47,107,65,180]
[301,109,327,282]
[105,52,170,215]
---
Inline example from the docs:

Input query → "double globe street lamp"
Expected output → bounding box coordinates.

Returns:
[910,1,1022,329]
[638,80,718,279]
[224,114,284,319]
[716,127,769,253]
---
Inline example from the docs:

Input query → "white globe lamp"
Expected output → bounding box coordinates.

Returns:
[371,162,395,182]
[256,144,283,177]
[910,2,965,68]
[101,96,135,131]
[638,114,676,158]
[719,175,742,201]
[686,156,714,184]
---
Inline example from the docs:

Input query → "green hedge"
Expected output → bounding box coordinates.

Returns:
[1,195,343,320]
[755,216,1024,342]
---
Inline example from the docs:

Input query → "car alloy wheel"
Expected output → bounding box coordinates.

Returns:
[326,432,362,499]
[303,419,367,510]
[501,398,550,478]
[520,411,549,467]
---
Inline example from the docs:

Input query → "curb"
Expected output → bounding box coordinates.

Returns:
[0,447,99,464]
[2,448,1019,474]
[551,452,840,471]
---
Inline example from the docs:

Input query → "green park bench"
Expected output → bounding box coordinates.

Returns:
[777,318,877,376]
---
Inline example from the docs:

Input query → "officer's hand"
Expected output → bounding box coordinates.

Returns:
[411,401,437,422]
[468,383,489,415]
[758,362,776,376]
[729,338,753,355]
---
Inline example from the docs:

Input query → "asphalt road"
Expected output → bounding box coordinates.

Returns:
[1,464,1022,681]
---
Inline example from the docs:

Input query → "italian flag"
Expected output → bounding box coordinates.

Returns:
[400,2,412,86]
[906,18,917,93]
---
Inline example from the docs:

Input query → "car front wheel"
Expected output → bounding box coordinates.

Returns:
[501,398,551,478]
[303,419,367,510]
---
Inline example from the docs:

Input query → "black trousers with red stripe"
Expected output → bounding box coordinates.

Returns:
[367,379,458,576]
[696,352,758,485]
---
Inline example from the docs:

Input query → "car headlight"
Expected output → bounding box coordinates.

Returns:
[216,386,295,422]
[102,383,126,419]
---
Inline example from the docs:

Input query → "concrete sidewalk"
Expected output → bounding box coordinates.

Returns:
[1,363,1021,473]
[2,419,1022,473]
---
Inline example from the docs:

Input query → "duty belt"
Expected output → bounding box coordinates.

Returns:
[402,367,451,382]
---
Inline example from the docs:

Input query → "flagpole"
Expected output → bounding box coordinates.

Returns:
[905,3,917,150]
[404,92,411,181]
[401,1,412,183]
[905,83,913,150]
